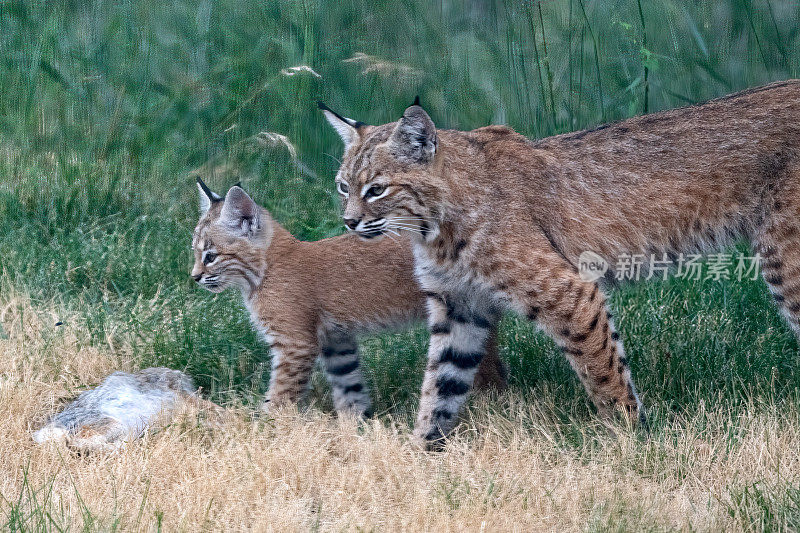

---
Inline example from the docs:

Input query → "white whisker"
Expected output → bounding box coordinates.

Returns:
[383,228,401,242]
[386,222,423,230]
[386,224,424,235]
[388,217,425,222]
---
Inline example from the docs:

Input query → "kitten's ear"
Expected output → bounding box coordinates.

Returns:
[318,101,365,150]
[388,100,437,165]
[196,177,222,215]
[219,186,261,236]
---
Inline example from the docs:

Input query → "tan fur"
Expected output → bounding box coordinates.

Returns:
[322,80,800,445]
[191,184,506,416]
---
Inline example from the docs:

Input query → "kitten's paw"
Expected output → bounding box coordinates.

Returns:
[333,394,373,419]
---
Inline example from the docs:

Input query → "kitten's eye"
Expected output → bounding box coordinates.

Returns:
[204,252,218,265]
[366,184,386,198]
[337,182,349,195]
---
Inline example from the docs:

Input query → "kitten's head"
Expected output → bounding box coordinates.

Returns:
[320,98,445,242]
[191,179,273,294]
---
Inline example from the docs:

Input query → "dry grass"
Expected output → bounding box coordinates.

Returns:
[2,290,799,532]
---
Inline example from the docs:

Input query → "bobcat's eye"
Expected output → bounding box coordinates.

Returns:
[337,181,349,196]
[203,252,218,265]
[365,184,386,198]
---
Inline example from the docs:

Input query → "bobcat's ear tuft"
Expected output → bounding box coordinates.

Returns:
[412,95,421,107]
[318,101,365,150]
[220,186,261,236]
[197,177,222,215]
[389,103,437,165]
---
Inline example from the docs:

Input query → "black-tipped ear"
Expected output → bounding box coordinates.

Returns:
[318,101,365,150]
[219,186,261,236]
[412,95,421,106]
[233,181,242,190]
[196,177,222,215]
[388,104,437,165]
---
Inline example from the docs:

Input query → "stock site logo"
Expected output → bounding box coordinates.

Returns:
[578,251,609,282]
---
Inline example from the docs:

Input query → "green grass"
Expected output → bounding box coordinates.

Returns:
[1,0,799,410]
[726,481,800,531]
[1,5,800,523]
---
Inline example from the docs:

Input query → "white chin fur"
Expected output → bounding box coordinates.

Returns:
[202,282,226,293]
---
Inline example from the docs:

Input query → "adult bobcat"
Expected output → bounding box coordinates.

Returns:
[321,80,800,445]
[191,179,506,416]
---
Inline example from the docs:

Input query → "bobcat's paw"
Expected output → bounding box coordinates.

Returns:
[411,424,448,452]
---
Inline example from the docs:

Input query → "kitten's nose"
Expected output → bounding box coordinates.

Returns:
[343,217,361,230]
[193,273,203,282]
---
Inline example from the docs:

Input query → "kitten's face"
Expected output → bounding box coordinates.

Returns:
[191,215,231,293]
[191,183,270,294]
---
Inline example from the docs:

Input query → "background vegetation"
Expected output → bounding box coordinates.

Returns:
[1,0,800,530]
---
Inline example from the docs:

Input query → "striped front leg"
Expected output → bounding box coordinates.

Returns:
[413,293,494,448]
[263,336,317,411]
[320,335,372,417]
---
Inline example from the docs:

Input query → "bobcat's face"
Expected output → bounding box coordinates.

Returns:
[321,101,443,241]
[191,181,271,295]
[191,226,233,293]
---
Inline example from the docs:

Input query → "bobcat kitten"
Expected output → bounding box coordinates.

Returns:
[321,80,800,445]
[191,179,506,416]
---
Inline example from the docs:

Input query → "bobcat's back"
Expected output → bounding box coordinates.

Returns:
[256,232,425,332]
[476,79,800,265]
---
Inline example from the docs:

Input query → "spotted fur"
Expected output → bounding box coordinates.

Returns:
[322,80,800,446]
[191,181,507,416]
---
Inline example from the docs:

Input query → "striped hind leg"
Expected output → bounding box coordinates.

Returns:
[319,332,372,417]
[756,179,800,338]
[473,327,508,391]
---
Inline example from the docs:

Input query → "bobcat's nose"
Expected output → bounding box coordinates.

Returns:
[193,273,203,282]
[343,217,361,230]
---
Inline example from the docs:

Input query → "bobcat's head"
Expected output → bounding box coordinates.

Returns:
[320,99,445,242]
[191,179,273,294]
